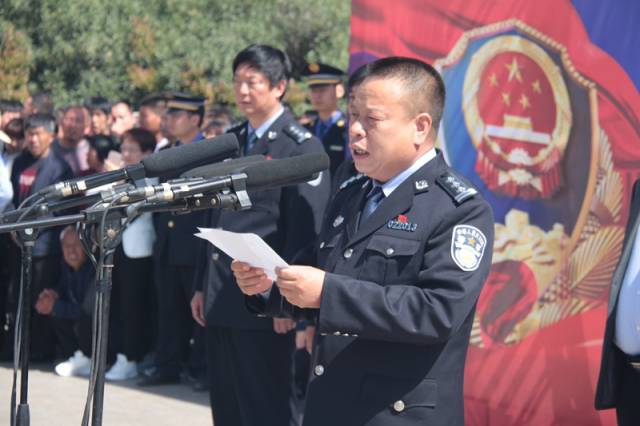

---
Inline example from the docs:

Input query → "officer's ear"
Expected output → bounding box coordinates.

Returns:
[335,84,345,99]
[271,79,287,100]
[413,112,432,146]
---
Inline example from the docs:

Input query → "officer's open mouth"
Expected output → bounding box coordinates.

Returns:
[352,148,368,157]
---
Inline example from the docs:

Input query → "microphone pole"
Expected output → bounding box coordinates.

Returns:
[1,181,254,426]
[13,226,36,426]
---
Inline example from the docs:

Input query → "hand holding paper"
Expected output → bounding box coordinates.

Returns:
[196,227,325,307]
[195,228,288,281]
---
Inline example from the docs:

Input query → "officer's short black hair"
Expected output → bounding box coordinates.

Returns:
[348,57,446,135]
[30,92,55,115]
[232,44,292,89]
[25,113,57,135]
[121,127,156,153]
[0,99,23,114]
[85,96,111,115]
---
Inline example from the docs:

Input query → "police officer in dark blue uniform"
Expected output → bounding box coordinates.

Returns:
[139,93,209,386]
[301,63,348,179]
[232,57,495,426]
[190,44,331,426]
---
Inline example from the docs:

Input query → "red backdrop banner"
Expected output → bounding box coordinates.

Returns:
[350,1,640,424]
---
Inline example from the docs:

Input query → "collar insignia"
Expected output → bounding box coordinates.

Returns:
[415,179,429,191]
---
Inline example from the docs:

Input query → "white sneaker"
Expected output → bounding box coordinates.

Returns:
[55,350,91,377]
[105,353,138,381]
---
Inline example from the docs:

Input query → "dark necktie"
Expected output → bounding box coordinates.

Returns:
[317,121,329,139]
[245,130,257,155]
[359,185,384,228]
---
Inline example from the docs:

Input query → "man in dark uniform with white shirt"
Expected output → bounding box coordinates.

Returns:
[232,57,494,426]
[302,63,348,179]
[190,44,331,426]
[596,178,640,425]
[139,93,209,386]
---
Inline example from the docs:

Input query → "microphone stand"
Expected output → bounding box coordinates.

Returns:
[87,212,122,426]
[0,184,252,426]
[12,227,38,426]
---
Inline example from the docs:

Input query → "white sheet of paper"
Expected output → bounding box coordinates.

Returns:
[195,227,288,281]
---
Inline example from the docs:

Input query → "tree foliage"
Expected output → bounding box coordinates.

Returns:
[0,0,351,114]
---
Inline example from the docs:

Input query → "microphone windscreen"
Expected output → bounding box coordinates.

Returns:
[180,155,266,178]
[141,134,239,179]
[244,152,330,190]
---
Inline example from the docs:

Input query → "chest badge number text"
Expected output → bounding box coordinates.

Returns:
[387,215,417,232]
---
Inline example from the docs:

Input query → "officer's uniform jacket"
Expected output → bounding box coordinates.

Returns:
[595,178,640,409]
[250,152,494,425]
[196,109,331,330]
[305,112,348,178]
[153,136,208,267]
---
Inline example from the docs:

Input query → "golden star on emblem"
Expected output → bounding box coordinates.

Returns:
[488,73,498,87]
[519,94,530,109]
[505,58,523,83]
[501,92,511,106]
[532,80,542,93]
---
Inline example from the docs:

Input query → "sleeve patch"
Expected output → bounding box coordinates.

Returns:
[451,225,487,271]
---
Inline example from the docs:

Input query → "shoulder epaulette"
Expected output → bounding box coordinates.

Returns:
[283,123,313,144]
[436,171,478,204]
[338,173,366,191]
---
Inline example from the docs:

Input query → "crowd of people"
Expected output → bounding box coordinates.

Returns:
[0,44,351,421]
[3,41,636,426]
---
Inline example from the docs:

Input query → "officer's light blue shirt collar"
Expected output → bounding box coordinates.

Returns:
[248,106,285,139]
[374,148,437,197]
[316,110,342,131]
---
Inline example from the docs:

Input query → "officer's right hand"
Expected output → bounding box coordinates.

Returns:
[231,260,274,295]
[191,291,206,327]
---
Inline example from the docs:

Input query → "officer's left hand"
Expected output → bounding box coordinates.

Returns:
[231,260,274,295]
[275,266,325,308]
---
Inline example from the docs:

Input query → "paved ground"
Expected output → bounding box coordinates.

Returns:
[0,362,211,425]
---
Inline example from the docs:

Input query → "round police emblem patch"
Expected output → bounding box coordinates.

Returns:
[451,225,487,271]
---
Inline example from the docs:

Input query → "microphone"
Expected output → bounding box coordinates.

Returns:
[180,155,266,178]
[242,151,329,190]
[110,156,267,203]
[39,134,239,200]
[146,152,329,202]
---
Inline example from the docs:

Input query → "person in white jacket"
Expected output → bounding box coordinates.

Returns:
[105,128,157,381]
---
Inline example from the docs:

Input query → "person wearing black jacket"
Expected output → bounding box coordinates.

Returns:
[190,44,331,426]
[138,94,209,387]
[35,226,101,377]
[232,57,495,426]
[301,62,348,179]
[10,113,74,361]
[595,178,640,425]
